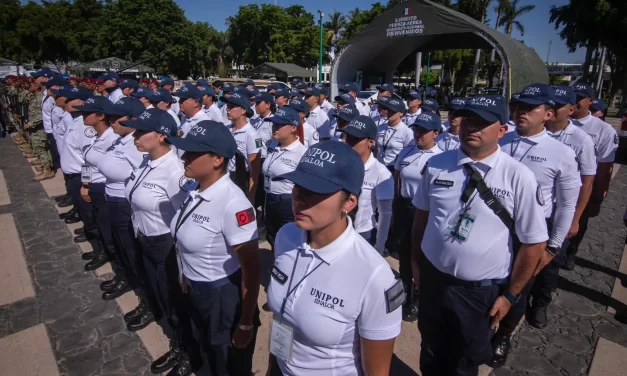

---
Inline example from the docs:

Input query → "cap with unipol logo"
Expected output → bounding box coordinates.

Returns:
[274,141,364,196]
[334,93,356,105]
[222,84,235,94]
[167,120,237,158]
[196,79,209,87]
[274,88,290,98]
[410,113,442,131]
[200,85,217,97]
[331,105,359,122]
[267,106,300,127]
[296,82,308,90]
[120,108,178,137]
[553,86,576,105]
[225,92,250,110]
[130,87,154,99]
[58,87,93,101]
[43,77,69,88]
[512,83,556,106]
[377,96,390,107]
[172,85,203,100]
[407,90,422,100]
[591,98,606,113]
[73,96,114,113]
[105,97,146,118]
[571,82,594,98]
[254,92,274,104]
[148,88,175,103]
[511,93,520,100]
[304,87,321,97]
[289,99,309,115]
[120,79,139,90]
[376,83,396,94]
[339,83,360,93]
[449,97,468,111]
[160,78,174,87]
[31,68,56,78]
[243,79,255,87]
[381,97,406,114]
[99,72,120,82]
[421,98,439,112]
[337,115,377,140]
[457,95,508,125]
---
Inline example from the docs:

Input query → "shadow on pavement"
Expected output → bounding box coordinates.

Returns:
[575,256,627,288]
[557,276,627,324]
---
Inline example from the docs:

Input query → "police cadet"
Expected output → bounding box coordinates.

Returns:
[224,91,262,203]
[394,112,443,322]
[160,77,180,115]
[266,141,403,376]
[403,90,422,125]
[252,92,275,159]
[339,82,369,116]
[121,109,196,375]
[411,95,548,376]
[318,87,333,114]
[42,75,67,174]
[304,87,331,141]
[99,72,124,104]
[492,84,580,367]
[131,87,155,109]
[546,86,597,268]
[50,85,76,211]
[506,93,520,133]
[421,98,439,116]
[372,96,390,126]
[435,97,467,151]
[220,84,235,125]
[329,105,359,141]
[274,88,290,108]
[165,121,261,376]
[340,115,394,254]
[199,86,224,123]
[590,98,606,120]
[173,85,209,137]
[565,82,618,270]
[295,81,308,95]
[370,83,396,118]
[289,98,318,148]
[149,88,181,129]
[262,106,307,248]
[120,79,139,97]
[377,97,414,172]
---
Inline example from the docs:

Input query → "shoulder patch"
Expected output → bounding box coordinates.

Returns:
[236,207,256,226]
[271,265,288,285]
[313,131,319,141]
[255,138,263,148]
[420,162,428,175]
[434,179,454,187]
[385,279,405,314]
[536,184,545,206]
[84,127,96,138]
[179,176,197,192]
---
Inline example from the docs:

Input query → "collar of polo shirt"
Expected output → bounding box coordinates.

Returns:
[456,145,502,168]
[562,120,577,134]
[278,138,302,151]
[229,121,253,134]
[121,132,136,145]
[364,153,376,171]
[295,216,356,264]
[513,128,549,145]
[148,149,175,168]
[193,173,231,201]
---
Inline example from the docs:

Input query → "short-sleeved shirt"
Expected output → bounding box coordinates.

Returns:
[546,121,597,176]
[228,122,262,172]
[395,144,443,199]
[262,139,307,195]
[98,132,146,197]
[267,219,402,376]
[303,122,320,147]
[435,130,461,152]
[251,113,273,158]
[500,130,581,218]
[203,103,224,124]
[107,88,124,105]
[172,174,258,282]
[180,110,210,137]
[355,99,370,116]
[355,154,394,233]
[83,127,119,184]
[41,94,55,134]
[60,113,94,174]
[401,109,422,126]
[376,121,414,166]
[167,108,181,128]
[413,147,548,281]
[320,99,334,114]
[570,112,618,163]
[306,106,332,139]
[52,108,68,149]
[126,149,188,236]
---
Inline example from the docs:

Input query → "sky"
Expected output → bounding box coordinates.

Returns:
[175,0,586,64]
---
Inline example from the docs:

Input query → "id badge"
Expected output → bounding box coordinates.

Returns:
[451,211,475,242]
[81,164,92,183]
[270,317,294,363]
[264,176,271,191]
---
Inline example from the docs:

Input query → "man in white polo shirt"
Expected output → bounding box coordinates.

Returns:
[412,95,548,376]
[173,84,210,137]
[304,86,332,140]
[339,82,370,116]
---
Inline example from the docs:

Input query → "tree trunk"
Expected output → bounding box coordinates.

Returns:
[582,42,594,82]
[490,11,502,63]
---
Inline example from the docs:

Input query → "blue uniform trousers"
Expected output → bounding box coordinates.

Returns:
[68,175,101,253]
[264,193,293,249]
[88,183,116,259]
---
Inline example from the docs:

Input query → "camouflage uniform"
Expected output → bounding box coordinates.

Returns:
[26,91,51,165]
[7,85,20,132]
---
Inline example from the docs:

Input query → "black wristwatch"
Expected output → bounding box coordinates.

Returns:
[546,246,559,256]
[503,290,520,305]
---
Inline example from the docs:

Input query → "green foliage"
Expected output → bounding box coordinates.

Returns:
[498,0,535,36]
[337,3,386,50]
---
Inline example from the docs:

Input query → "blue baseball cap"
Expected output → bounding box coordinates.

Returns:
[457,95,508,125]
[591,98,606,113]
[98,72,120,82]
[338,115,377,140]
[105,97,146,118]
[267,106,300,127]
[160,77,174,87]
[120,79,139,90]
[31,68,56,78]
[58,87,93,101]
[224,92,250,110]
[50,84,73,96]
[376,83,396,94]
[196,79,209,87]
[320,87,329,96]
[266,82,280,91]
[552,86,576,105]
[304,87,321,97]
[149,88,175,103]
[246,87,259,98]
[513,83,556,106]
[290,90,303,99]
[511,93,520,100]
[73,96,114,113]
[377,96,390,107]
[254,92,274,104]
[331,105,359,122]
[449,97,468,111]
[120,108,178,137]
[334,93,355,105]
[43,76,68,88]
[421,98,439,112]
[274,141,364,196]
[407,90,422,100]
[291,78,302,86]
[274,88,290,98]
[243,79,255,87]
[289,98,309,115]
[380,97,406,113]
[410,113,442,131]
[200,86,217,97]
[167,120,237,158]
[130,87,154,99]
[571,82,594,98]
[222,84,235,94]
[339,82,360,93]
[173,85,203,100]
[296,82,308,90]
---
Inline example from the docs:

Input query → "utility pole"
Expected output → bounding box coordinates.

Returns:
[546,39,552,64]
[318,10,324,83]
[425,52,431,100]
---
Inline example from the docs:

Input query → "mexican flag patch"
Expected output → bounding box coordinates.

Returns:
[255,138,263,148]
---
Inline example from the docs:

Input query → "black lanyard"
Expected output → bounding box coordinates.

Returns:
[173,196,206,244]
[509,138,536,162]
[461,165,492,207]
[265,148,288,175]
[128,165,155,203]
[279,250,324,320]
[381,127,398,154]
[399,146,427,171]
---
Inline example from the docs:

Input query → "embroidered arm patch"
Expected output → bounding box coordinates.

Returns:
[385,279,405,314]
[236,207,256,226]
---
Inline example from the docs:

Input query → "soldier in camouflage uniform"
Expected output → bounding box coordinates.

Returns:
[16,80,36,158]
[25,79,54,181]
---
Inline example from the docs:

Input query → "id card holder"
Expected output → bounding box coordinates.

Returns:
[270,317,294,363]
[264,176,271,191]
[81,164,92,183]
[451,210,475,242]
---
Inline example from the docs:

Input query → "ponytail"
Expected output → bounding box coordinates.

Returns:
[231,150,249,194]
[297,123,305,145]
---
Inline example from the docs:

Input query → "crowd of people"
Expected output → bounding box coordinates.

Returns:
[0,68,619,376]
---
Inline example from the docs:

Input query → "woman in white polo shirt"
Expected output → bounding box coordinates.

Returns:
[266,141,403,376]
[376,97,414,172]
[167,120,261,376]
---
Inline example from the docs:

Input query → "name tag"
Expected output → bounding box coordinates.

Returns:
[264,176,271,192]
[270,318,294,363]
[271,265,288,285]
[451,210,475,242]
[81,164,92,183]
[434,179,454,187]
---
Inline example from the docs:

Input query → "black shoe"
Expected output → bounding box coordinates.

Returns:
[82,251,97,260]
[262,302,271,312]
[166,353,192,376]
[126,311,156,332]
[58,197,74,208]
[73,234,87,242]
[151,346,182,373]
[74,227,84,236]
[102,279,132,300]
[65,215,81,224]
[528,305,548,329]
[100,275,122,292]
[124,302,147,323]
[489,335,511,368]
[85,255,108,271]
[59,208,76,219]
[402,301,418,322]
[54,194,70,203]
[564,253,576,271]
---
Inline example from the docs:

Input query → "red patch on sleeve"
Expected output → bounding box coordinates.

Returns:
[236,208,256,227]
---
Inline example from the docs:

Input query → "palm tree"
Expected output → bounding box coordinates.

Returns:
[490,0,511,62]
[499,0,535,36]
[458,0,493,87]
[324,10,346,48]
[347,8,360,22]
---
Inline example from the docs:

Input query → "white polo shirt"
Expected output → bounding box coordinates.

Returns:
[506,121,517,133]
[52,107,68,150]
[395,144,443,199]
[126,149,188,236]
[355,154,394,233]
[570,112,618,163]
[267,219,402,376]
[413,147,548,281]
[228,122,262,172]
[171,95,180,115]
[320,99,333,114]
[172,174,258,282]
[401,109,422,126]
[98,132,146,197]
[262,139,307,195]
[435,130,461,151]
[180,110,210,137]
[369,103,379,118]
[107,87,124,104]
[303,122,319,147]
[167,108,181,128]
[251,113,273,158]
[376,121,414,166]
[306,106,331,139]
[41,94,55,134]
[60,113,93,174]
[546,121,597,176]
[84,127,119,184]
[221,103,230,125]
[355,98,370,116]
[203,103,224,124]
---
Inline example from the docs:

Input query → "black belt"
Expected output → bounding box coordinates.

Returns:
[266,193,292,201]
[66,173,81,179]
[137,231,171,242]
[105,195,128,203]
[423,255,509,288]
